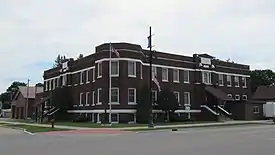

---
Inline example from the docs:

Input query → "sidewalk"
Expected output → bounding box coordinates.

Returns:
[0,119,271,131]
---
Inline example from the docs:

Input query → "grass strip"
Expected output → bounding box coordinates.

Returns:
[4,124,71,133]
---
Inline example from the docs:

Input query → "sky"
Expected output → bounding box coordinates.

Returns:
[0,0,274,93]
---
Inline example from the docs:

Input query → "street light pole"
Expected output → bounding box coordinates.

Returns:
[25,79,30,119]
[148,26,154,128]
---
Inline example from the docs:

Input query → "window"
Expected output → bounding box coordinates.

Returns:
[184,92,191,106]
[152,66,157,78]
[44,81,47,91]
[128,61,136,77]
[55,78,58,88]
[242,95,247,100]
[111,60,119,76]
[202,71,211,84]
[234,76,239,87]
[253,106,260,114]
[218,74,224,86]
[92,68,95,82]
[228,94,232,98]
[79,93,84,106]
[97,88,102,105]
[242,77,247,88]
[173,69,179,82]
[47,81,50,91]
[162,68,168,82]
[111,113,119,123]
[92,91,95,106]
[86,70,90,83]
[97,62,102,78]
[235,94,240,100]
[151,90,158,105]
[227,75,232,87]
[62,75,67,86]
[52,79,55,90]
[85,92,90,105]
[111,88,119,103]
[128,88,136,104]
[140,64,143,79]
[173,91,180,105]
[183,70,189,83]
[80,72,84,84]
[48,80,51,90]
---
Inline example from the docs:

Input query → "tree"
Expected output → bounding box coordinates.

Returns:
[0,81,26,104]
[77,54,84,59]
[6,81,26,92]
[156,88,179,122]
[251,69,275,93]
[50,86,73,120]
[35,83,44,87]
[53,54,66,67]
[136,83,151,124]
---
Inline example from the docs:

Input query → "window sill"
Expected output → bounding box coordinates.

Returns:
[243,86,247,88]
[74,84,78,86]
[219,84,224,86]
[111,74,119,77]
[73,105,78,107]
[96,102,102,105]
[97,76,102,79]
[86,81,90,83]
[85,104,90,106]
[128,102,137,105]
[173,81,180,83]
[91,104,95,106]
[128,75,137,78]
[227,85,232,87]
[108,102,120,105]
[80,83,84,85]
[184,81,190,84]
[235,86,240,88]
[92,80,95,83]
[79,104,84,107]
[162,80,169,82]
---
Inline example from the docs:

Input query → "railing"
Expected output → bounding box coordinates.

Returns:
[217,105,232,116]
[201,105,219,115]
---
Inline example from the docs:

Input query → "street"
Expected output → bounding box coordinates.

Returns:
[0,124,275,155]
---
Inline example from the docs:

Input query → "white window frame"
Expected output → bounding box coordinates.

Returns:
[111,113,119,124]
[97,62,102,78]
[52,79,55,90]
[49,80,52,90]
[44,81,48,91]
[128,61,136,77]
[253,106,260,114]
[227,94,232,98]
[162,68,168,82]
[128,88,136,105]
[234,76,239,87]
[227,75,232,87]
[110,87,120,105]
[85,92,90,106]
[140,64,143,79]
[110,60,119,77]
[173,91,180,105]
[62,75,67,86]
[242,95,247,100]
[183,70,190,83]
[152,90,158,105]
[92,91,95,106]
[97,88,102,105]
[173,69,179,83]
[92,68,95,82]
[218,74,224,86]
[202,71,211,84]
[184,92,191,107]
[80,72,84,84]
[79,93,84,106]
[86,70,90,83]
[235,94,240,100]
[152,66,157,79]
[242,77,247,88]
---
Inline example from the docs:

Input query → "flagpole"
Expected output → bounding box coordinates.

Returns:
[109,43,112,125]
[148,26,154,128]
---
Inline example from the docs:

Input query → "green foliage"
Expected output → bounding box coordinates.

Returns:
[136,83,151,124]
[53,54,66,67]
[0,81,26,104]
[251,69,275,93]
[51,86,73,120]
[157,88,179,113]
[6,81,26,92]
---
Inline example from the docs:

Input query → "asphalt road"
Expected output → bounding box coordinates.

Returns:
[0,124,275,155]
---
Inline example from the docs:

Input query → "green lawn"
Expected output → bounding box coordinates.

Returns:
[0,122,8,126]
[54,121,215,128]
[3,124,71,133]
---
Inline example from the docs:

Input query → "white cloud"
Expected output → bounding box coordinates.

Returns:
[0,0,274,92]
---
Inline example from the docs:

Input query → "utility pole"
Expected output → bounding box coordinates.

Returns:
[25,79,30,119]
[148,26,154,128]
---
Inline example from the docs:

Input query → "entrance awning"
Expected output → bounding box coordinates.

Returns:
[205,86,233,101]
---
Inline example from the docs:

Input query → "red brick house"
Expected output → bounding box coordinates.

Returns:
[11,86,43,119]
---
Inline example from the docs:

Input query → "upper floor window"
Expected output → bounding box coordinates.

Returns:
[128,88,136,104]
[79,93,84,106]
[62,75,67,86]
[242,77,247,88]
[85,92,90,105]
[227,75,232,87]
[140,64,143,79]
[80,71,85,84]
[111,60,119,77]
[128,61,136,77]
[97,62,102,78]
[86,70,90,83]
[183,70,189,83]
[152,66,157,78]
[234,76,239,87]
[162,68,168,82]
[173,69,179,83]
[92,68,95,82]
[218,74,224,86]
[97,88,102,105]
[202,71,211,84]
